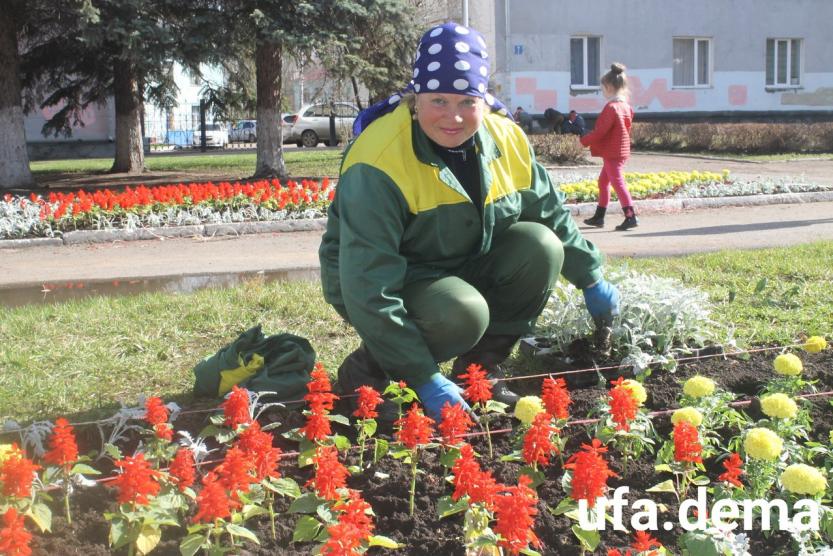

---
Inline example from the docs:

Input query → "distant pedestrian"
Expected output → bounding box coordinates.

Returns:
[543,108,565,133]
[580,63,637,231]
[513,106,532,132]
[561,110,586,136]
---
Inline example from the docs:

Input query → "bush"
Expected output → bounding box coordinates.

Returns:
[631,121,833,154]
[528,134,589,165]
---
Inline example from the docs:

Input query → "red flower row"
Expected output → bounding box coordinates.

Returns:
[4,177,333,222]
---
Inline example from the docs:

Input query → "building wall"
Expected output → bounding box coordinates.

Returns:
[494,0,833,115]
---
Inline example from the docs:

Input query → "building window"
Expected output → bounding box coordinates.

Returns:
[766,38,802,88]
[673,37,711,87]
[570,36,601,89]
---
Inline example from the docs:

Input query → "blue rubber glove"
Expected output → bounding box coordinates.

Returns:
[414,373,471,421]
[583,279,621,327]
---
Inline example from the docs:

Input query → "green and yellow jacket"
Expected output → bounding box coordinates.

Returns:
[319,104,603,385]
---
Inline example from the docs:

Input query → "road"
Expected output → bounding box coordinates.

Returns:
[2,201,832,288]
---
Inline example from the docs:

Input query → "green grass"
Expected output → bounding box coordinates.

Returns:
[29,149,342,178]
[1,242,831,424]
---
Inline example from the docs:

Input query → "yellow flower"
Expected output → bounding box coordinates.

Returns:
[804,336,827,353]
[760,393,798,419]
[0,444,17,462]
[780,464,827,496]
[773,353,803,376]
[744,428,783,461]
[514,395,544,425]
[671,407,703,427]
[621,379,648,406]
[683,375,716,398]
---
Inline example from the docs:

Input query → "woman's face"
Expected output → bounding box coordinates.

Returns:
[414,93,485,148]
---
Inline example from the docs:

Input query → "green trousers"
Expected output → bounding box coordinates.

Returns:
[401,221,564,363]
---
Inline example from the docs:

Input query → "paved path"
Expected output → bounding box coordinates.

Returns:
[2,201,832,288]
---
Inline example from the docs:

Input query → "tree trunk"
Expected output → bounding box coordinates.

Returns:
[351,76,363,110]
[110,62,144,174]
[0,9,34,189]
[254,41,287,179]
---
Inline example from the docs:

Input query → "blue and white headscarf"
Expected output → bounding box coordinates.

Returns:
[352,22,511,136]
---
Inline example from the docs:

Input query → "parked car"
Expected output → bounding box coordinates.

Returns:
[229,120,257,142]
[192,123,229,148]
[284,102,359,147]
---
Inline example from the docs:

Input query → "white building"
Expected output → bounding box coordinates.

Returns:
[488,0,833,117]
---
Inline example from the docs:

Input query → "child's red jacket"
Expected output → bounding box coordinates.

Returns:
[580,99,634,159]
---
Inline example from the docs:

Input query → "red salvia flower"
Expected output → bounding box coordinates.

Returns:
[43,418,79,470]
[522,412,558,467]
[305,362,339,413]
[168,448,196,492]
[222,386,252,429]
[307,446,349,500]
[451,443,500,509]
[334,490,374,540]
[395,405,435,450]
[0,446,40,499]
[236,421,282,481]
[193,473,235,523]
[451,443,481,501]
[438,401,474,446]
[632,530,662,554]
[542,377,572,420]
[458,363,493,405]
[564,438,618,507]
[301,363,339,442]
[321,488,376,554]
[144,396,168,427]
[494,475,541,555]
[216,446,257,499]
[154,424,174,441]
[353,385,384,420]
[607,550,633,556]
[673,421,703,464]
[0,508,32,556]
[718,452,744,488]
[300,411,332,442]
[609,377,639,432]
[144,397,173,441]
[320,522,363,556]
[112,453,161,506]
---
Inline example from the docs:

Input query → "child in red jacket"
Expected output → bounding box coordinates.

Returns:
[580,63,637,230]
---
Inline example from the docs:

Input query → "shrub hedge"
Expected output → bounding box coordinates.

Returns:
[630,121,833,154]
[528,133,590,165]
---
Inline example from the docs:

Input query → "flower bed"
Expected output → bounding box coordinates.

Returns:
[0,178,334,240]
[2,338,831,555]
[3,171,831,240]
[552,171,832,204]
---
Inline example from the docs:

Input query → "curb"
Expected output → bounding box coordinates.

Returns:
[568,190,833,216]
[0,218,328,250]
[2,191,832,249]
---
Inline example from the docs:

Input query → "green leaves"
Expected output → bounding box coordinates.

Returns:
[436,495,468,518]
[291,515,324,542]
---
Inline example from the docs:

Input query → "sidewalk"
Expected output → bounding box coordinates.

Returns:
[2,200,833,289]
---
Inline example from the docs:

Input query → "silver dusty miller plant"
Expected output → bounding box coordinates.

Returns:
[535,269,728,374]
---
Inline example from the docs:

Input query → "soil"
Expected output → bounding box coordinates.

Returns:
[26,348,833,556]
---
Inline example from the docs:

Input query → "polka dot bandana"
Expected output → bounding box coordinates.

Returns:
[352,22,511,137]
[412,22,491,98]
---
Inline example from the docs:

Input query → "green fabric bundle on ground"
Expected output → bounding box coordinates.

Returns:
[193,325,316,401]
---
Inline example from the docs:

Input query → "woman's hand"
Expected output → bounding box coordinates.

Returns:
[582,278,621,328]
[414,373,471,421]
